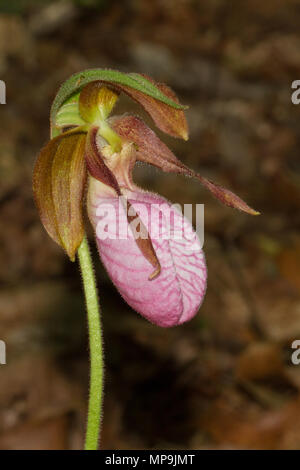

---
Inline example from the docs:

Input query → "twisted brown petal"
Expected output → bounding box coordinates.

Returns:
[85,126,121,194]
[33,128,87,260]
[85,127,161,278]
[111,114,184,172]
[112,115,259,216]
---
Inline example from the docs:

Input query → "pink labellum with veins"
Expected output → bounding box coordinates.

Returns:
[84,107,257,327]
[88,180,207,327]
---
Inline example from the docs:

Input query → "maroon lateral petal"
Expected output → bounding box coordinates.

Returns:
[112,114,259,216]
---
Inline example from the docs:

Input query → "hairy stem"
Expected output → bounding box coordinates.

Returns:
[78,235,104,450]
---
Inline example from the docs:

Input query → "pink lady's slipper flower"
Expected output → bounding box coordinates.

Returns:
[33,70,258,327]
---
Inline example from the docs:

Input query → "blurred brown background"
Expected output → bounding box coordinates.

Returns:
[0,0,300,450]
